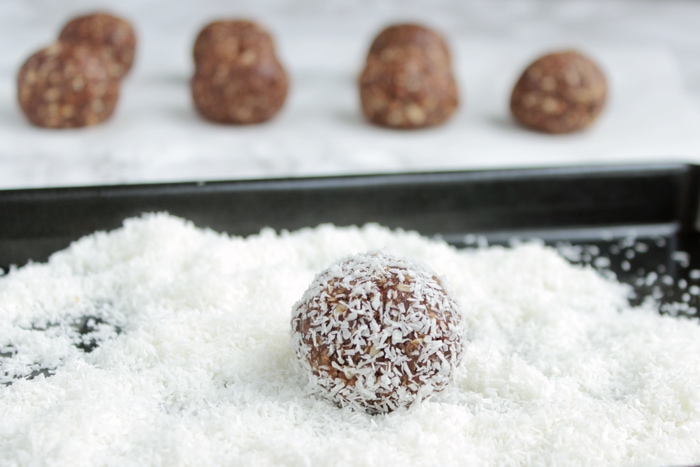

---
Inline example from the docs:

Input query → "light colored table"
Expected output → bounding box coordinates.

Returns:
[1,0,699,188]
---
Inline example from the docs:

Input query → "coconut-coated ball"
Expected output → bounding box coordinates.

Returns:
[291,251,465,414]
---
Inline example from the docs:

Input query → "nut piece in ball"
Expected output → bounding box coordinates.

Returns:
[291,252,465,414]
[510,50,607,134]
[359,23,459,129]
[191,19,289,124]
[58,12,137,79]
[17,43,120,129]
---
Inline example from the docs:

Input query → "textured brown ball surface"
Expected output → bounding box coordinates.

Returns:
[17,43,119,129]
[191,19,288,124]
[368,23,451,69]
[191,55,288,124]
[193,20,275,68]
[360,23,458,129]
[359,46,458,129]
[58,12,136,79]
[291,252,465,414]
[510,50,607,134]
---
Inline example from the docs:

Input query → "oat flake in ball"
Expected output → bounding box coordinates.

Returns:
[291,251,465,414]
[510,50,607,134]
[17,43,119,129]
[58,12,136,79]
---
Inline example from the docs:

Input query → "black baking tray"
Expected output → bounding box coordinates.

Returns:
[1,162,700,315]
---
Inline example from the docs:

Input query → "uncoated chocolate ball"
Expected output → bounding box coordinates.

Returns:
[58,12,136,79]
[359,24,459,129]
[510,50,607,134]
[17,43,119,129]
[190,20,288,124]
[291,251,466,414]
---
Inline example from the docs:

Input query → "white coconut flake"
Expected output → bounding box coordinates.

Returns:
[1,213,700,466]
[673,251,691,268]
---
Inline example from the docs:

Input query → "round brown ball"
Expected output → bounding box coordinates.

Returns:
[191,55,288,124]
[510,50,607,134]
[191,19,288,124]
[58,12,136,79]
[291,251,465,414]
[17,43,120,129]
[359,45,459,129]
[368,23,452,69]
[193,20,275,68]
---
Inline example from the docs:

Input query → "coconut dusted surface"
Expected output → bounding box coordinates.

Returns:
[292,252,465,414]
[16,42,120,129]
[58,12,136,80]
[2,214,700,466]
[510,50,607,134]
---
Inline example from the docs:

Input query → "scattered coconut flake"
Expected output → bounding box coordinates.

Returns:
[673,251,691,268]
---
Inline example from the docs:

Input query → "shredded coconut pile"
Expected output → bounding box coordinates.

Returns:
[2,213,700,466]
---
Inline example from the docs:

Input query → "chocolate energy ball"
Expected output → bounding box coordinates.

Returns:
[368,23,452,69]
[58,12,136,79]
[191,19,288,124]
[510,50,607,134]
[359,45,459,129]
[291,251,465,414]
[193,20,275,68]
[191,55,288,124]
[17,43,120,129]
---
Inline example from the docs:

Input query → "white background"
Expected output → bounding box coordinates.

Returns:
[1,0,699,188]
